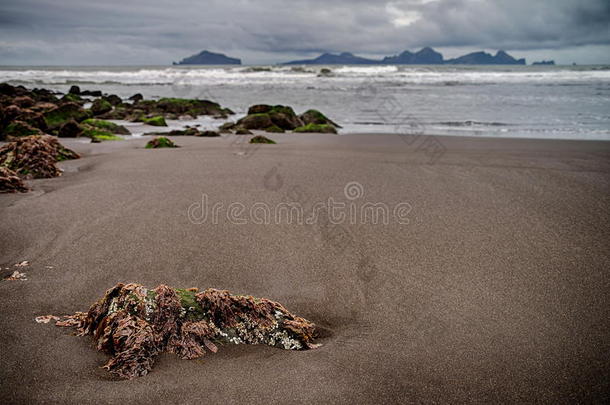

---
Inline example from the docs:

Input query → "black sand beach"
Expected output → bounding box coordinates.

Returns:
[1,134,609,403]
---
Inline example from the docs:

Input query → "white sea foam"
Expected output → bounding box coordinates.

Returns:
[1,65,609,86]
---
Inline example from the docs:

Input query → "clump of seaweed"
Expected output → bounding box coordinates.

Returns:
[50,283,319,379]
[0,135,79,179]
[0,166,29,193]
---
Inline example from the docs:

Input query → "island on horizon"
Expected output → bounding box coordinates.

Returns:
[173,50,241,65]
[282,48,526,65]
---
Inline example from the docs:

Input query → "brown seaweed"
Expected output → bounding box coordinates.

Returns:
[52,283,318,379]
[0,134,79,179]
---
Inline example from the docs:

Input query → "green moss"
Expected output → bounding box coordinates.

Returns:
[269,105,296,116]
[92,134,123,141]
[264,125,284,133]
[175,289,206,320]
[82,119,130,134]
[143,116,167,127]
[302,109,329,122]
[61,93,83,103]
[44,104,89,129]
[4,121,41,137]
[294,123,337,134]
[81,124,123,141]
[90,98,113,116]
[250,135,276,144]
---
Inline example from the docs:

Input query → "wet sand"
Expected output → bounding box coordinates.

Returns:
[1,133,609,403]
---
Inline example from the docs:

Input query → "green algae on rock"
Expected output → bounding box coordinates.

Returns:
[82,119,131,135]
[49,283,319,379]
[235,104,340,133]
[299,109,341,128]
[145,136,177,149]
[90,98,113,116]
[264,125,285,133]
[142,116,167,127]
[294,123,338,134]
[43,102,89,129]
[3,120,43,138]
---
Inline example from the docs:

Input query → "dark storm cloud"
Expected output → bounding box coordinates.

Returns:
[0,0,608,64]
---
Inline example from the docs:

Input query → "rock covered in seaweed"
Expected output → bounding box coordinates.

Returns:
[43,102,89,129]
[299,109,341,128]
[235,104,340,133]
[81,118,130,135]
[145,137,177,149]
[250,135,276,144]
[50,283,318,379]
[0,135,80,179]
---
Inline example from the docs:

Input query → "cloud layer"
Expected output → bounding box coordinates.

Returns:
[0,0,608,65]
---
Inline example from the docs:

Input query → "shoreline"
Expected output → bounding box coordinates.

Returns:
[1,132,609,403]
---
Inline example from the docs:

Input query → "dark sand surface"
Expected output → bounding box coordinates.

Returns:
[1,133,609,404]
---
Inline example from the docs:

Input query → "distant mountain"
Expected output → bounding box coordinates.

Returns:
[382,47,444,64]
[174,50,241,65]
[445,50,525,65]
[532,60,555,66]
[282,48,526,65]
[283,52,378,65]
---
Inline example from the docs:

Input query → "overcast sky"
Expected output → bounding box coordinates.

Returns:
[0,0,608,65]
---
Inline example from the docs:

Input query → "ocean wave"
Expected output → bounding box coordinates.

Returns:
[1,66,609,88]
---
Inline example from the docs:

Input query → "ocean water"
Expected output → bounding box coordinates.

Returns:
[1,65,609,140]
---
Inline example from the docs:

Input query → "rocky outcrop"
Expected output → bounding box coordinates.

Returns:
[237,105,302,131]
[1,83,234,139]
[43,102,89,130]
[233,105,340,134]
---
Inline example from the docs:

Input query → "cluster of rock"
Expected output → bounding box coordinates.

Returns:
[51,283,318,379]
[0,134,80,193]
[221,105,340,134]
[145,126,220,137]
[0,83,235,143]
